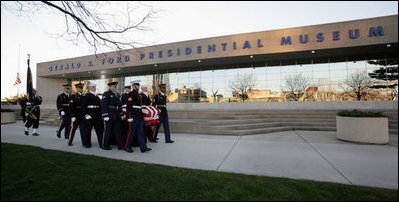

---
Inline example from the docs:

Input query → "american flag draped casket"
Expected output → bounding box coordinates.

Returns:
[141,105,160,125]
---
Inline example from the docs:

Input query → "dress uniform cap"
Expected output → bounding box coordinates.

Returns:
[141,85,148,88]
[107,81,118,86]
[124,85,131,89]
[159,83,166,88]
[75,83,84,88]
[131,80,141,85]
[63,84,71,88]
[88,83,97,87]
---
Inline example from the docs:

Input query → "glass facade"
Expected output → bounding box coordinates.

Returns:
[73,57,398,102]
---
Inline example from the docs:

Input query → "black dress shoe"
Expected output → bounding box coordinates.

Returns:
[150,140,158,143]
[103,146,112,150]
[141,148,152,153]
[32,133,40,136]
[155,138,159,140]
[68,142,73,146]
[165,140,175,143]
[64,136,69,139]
[125,149,134,153]
[56,131,61,138]
[83,145,91,148]
[25,131,29,136]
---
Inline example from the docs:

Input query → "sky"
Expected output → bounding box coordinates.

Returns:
[1,1,398,99]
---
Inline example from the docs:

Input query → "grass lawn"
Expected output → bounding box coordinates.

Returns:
[1,143,398,201]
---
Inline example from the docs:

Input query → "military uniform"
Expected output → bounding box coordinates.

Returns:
[153,84,174,143]
[56,86,72,139]
[125,80,151,153]
[82,90,103,148]
[21,93,42,136]
[101,82,124,150]
[141,91,154,142]
[120,86,131,145]
[68,83,85,146]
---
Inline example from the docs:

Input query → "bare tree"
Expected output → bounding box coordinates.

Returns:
[1,1,158,53]
[230,74,256,102]
[339,71,372,101]
[283,73,311,101]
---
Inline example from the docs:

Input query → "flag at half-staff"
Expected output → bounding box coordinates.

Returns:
[13,73,22,86]
[26,54,33,101]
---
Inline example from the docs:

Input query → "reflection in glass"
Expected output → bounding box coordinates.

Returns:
[75,57,397,103]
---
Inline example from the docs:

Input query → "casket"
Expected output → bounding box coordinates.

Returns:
[141,105,160,125]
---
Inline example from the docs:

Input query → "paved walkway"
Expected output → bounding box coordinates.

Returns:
[1,121,398,190]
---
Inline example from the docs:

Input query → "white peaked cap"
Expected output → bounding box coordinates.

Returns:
[131,80,141,84]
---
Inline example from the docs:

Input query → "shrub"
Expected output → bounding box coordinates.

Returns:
[338,109,385,117]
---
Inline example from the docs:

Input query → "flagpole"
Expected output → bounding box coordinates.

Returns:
[17,43,21,98]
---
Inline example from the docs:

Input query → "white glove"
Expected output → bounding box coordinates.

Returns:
[60,111,65,116]
[127,118,133,122]
[26,102,32,105]
[71,117,76,122]
[85,114,92,120]
[121,115,126,120]
[25,112,29,117]
[104,117,110,121]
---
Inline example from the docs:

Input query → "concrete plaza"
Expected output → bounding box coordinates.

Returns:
[1,121,397,190]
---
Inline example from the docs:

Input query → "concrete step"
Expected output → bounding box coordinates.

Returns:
[234,117,337,123]
[205,122,284,131]
[225,126,294,136]
[225,126,338,136]
[205,121,337,131]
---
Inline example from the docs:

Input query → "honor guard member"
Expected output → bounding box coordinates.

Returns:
[101,81,124,150]
[22,89,42,136]
[19,96,27,124]
[68,83,85,146]
[81,83,103,148]
[125,80,152,153]
[56,84,72,139]
[153,84,174,143]
[120,85,131,144]
[141,85,155,142]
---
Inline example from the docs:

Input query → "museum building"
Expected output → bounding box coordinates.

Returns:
[36,15,398,107]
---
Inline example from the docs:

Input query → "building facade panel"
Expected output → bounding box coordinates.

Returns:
[36,15,398,107]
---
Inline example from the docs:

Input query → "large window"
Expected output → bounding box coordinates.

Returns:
[74,57,398,102]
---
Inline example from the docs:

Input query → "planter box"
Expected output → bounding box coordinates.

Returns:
[1,112,16,124]
[336,115,389,144]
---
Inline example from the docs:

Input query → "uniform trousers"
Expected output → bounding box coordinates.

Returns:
[84,117,104,148]
[68,118,85,145]
[103,119,124,149]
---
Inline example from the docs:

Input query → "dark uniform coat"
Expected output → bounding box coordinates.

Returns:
[68,92,85,144]
[21,95,42,129]
[69,92,84,119]
[120,92,130,144]
[127,90,143,121]
[141,92,151,106]
[141,92,154,141]
[153,92,168,116]
[81,92,103,148]
[101,90,123,120]
[153,92,172,142]
[101,90,124,149]
[125,89,149,151]
[56,92,71,138]
[57,92,71,116]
